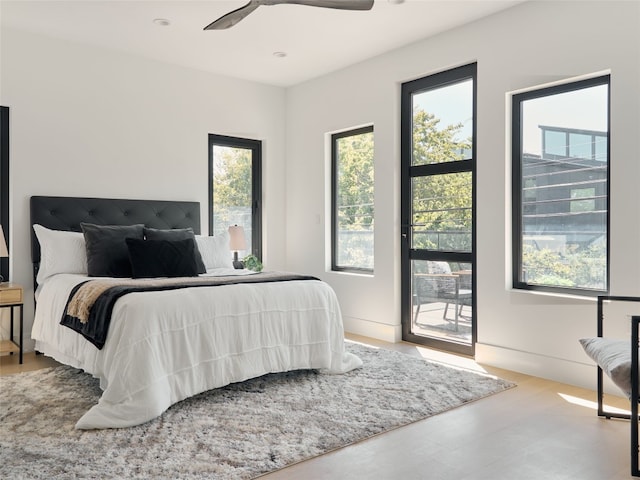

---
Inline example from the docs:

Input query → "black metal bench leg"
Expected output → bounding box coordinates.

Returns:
[597,298,607,418]
[632,316,640,477]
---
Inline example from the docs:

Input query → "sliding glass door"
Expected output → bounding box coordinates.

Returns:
[401,64,476,356]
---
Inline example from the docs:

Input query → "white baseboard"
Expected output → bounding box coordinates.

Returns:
[343,316,402,343]
[476,342,624,395]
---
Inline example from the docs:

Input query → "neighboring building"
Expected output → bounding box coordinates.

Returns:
[522,125,607,254]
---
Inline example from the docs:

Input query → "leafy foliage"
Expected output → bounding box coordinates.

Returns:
[336,131,374,232]
[242,254,263,272]
[213,146,251,211]
[212,145,253,241]
[335,130,375,269]
[411,109,472,251]
[412,109,469,165]
[523,241,606,289]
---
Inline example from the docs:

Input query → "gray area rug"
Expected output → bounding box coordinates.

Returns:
[0,342,515,479]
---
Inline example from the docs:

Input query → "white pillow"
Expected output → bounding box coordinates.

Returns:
[195,233,233,270]
[579,337,636,398]
[33,224,88,284]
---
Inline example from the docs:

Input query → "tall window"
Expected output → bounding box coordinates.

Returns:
[208,134,262,260]
[401,63,476,356]
[0,107,9,282]
[331,126,374,272]
[512,75,610,295]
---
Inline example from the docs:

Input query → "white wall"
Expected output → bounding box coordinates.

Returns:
[2,1,639,392]
[0,28,288,349]
[285,0,640,390]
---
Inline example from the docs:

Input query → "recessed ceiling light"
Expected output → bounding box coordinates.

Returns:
[388,0,405,4]
[153,18,170,27]
[273,51,287,58]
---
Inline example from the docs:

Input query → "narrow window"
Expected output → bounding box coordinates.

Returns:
[0,106,9,282]
[208,134,262,261]
[331,126,374,272]
[512,75,609,294]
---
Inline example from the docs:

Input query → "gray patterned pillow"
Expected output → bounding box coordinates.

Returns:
[126,238,199,279]
[143,227,205,274]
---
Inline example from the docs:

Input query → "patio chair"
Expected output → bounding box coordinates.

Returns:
[413,261,472,331]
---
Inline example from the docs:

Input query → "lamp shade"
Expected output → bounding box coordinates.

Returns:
[228,225,247,251]
[0,225,7,258]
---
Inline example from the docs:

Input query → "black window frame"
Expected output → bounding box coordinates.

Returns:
[208,133,262,260]
[400,62,477,357]
[0,106,9,282]
[331,125,375,273]
[511,75,610,296]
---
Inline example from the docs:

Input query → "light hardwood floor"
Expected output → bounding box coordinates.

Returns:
[1,335,633,479]
[0,351,60,374]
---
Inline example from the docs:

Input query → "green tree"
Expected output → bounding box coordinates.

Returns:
[411,108,472,250]
[522,244,574,287]
[212,146,252,236]
[337,131,374,231]
[412,109,469,165]
[335,130,375,269]
[523,241,606,289]
[213,146,251,208]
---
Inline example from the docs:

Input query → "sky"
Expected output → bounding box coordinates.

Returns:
[412,79,608,156]
[521,84,608,155]
[413,79,473,143]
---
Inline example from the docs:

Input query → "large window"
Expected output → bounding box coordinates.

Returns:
[0,107,8,282]
[331,126,374,272]
[512,75,610,295]
[208,134,262,260]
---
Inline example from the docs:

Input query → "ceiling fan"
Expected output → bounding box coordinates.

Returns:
[204,0,375,30]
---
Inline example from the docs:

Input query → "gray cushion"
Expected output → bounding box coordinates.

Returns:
[143,227,205,274]
[126,238,199,279]
[425,261,455,295]
[580,337,636,398]
[81,223,144,277]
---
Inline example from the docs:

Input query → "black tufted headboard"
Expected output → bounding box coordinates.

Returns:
[30,196,201,288]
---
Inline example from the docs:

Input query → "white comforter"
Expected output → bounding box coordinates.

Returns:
[31,271,362,429]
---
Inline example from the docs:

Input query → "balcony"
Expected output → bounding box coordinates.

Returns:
[412,265,472,346]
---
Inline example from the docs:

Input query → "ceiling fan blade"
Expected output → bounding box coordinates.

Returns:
[264,0,374,10]
[204,1,261,30]
[204,0,373,31]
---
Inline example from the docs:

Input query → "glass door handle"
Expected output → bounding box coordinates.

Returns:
[401,224,410,242]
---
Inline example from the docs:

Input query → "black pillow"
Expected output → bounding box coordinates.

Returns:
[81,223,144,277]
[143,227,206,274]
[126,238,199,279]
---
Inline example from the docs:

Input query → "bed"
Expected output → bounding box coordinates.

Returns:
[29,196,362,430]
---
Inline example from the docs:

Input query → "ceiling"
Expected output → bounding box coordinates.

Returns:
[0,0,523,87]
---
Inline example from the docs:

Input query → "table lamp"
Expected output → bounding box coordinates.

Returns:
[228,225,247,269]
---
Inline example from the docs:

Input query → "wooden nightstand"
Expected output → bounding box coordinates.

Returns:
[0,283,24,364]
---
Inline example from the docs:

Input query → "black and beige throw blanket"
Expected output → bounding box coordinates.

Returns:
[61,272,319,349]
